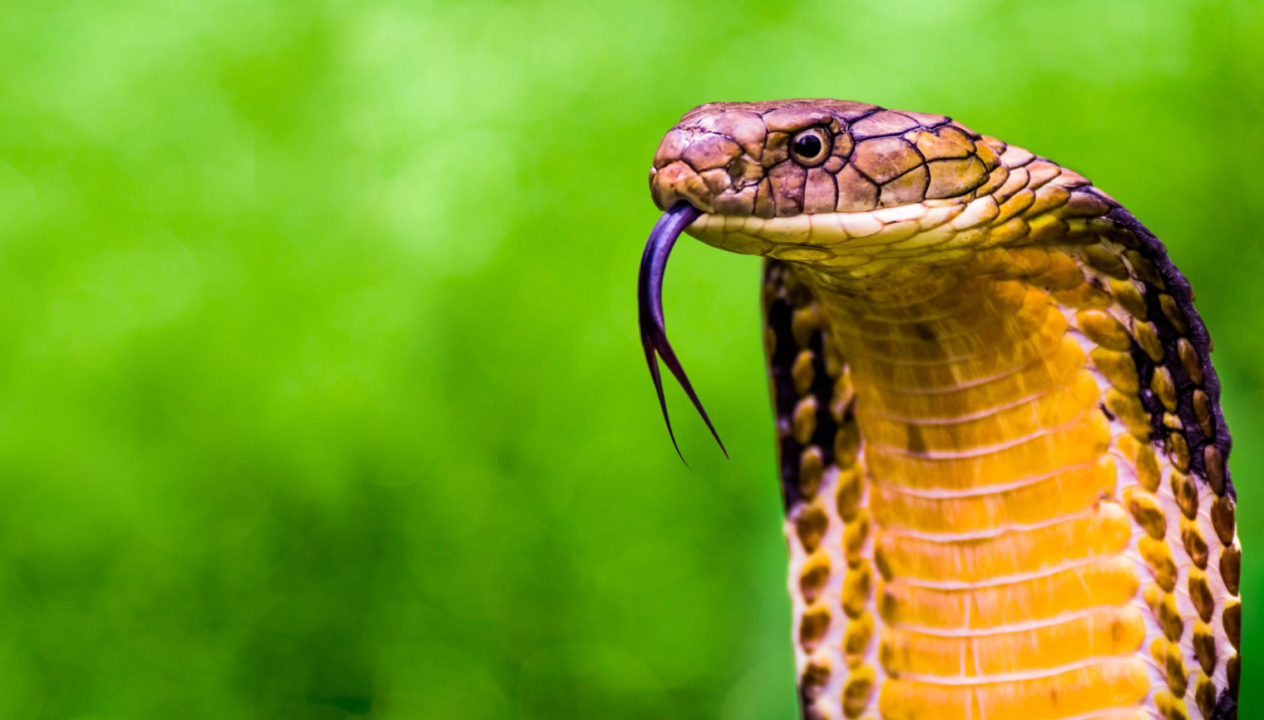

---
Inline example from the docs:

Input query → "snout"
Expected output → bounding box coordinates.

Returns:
[649,129,758,213]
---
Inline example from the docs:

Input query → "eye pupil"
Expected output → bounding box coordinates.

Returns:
[794,134,823,158]
[790,130,830,166]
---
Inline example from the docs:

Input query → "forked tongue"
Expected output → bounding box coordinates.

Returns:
[638,202,728,462]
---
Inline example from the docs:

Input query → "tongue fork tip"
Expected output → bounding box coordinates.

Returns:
[637,202,728,462]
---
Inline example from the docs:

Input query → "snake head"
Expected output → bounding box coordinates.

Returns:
[649,99,1000,224]
[640,99,1013,460]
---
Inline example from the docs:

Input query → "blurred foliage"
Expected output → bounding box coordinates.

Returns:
[0,0,1261,717]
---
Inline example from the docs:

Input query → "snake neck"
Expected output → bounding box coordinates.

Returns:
[807,261,1085,409]
[799,259,1115,515]
[785,255,1167,718]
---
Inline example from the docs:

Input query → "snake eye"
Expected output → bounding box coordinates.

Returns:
[790,127,832,167]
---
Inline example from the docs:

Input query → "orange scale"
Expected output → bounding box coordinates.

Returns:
[874,502,1132,583]
[856,337,1084,421]
[857,370,1099,453]
[870,456,1117,534]
[833,286,1056,362]
[879,607,1147,678]
[864,410,1111,492]
[849,313,1065,391]
[878,556,1140,630]
[878,660,1149,720]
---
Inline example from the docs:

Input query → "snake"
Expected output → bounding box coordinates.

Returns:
[637,99,1240,720]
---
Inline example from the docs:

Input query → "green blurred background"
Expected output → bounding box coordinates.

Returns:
[1,0,1261,717]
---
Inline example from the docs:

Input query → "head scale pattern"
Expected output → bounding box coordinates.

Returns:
[650,99,1001,218]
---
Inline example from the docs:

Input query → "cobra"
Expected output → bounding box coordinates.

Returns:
[638,100,1241,720]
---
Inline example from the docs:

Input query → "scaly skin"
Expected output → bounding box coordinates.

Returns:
[643,100,1240,720]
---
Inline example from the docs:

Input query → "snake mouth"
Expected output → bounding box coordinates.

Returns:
[638,201,728,461]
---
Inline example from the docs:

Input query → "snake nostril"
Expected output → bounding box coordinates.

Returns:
[652,161,713,211]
